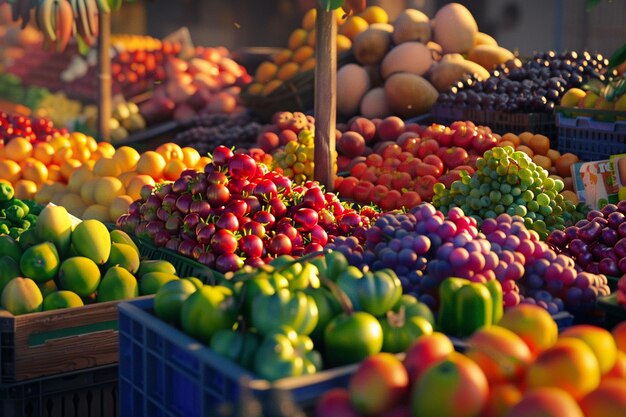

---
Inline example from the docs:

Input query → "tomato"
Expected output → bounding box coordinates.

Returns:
[324,311,383,367]
[210,329,260,370]
[417,139,440,159]
[254,326,322,381]
[376,173,393,188]
[180,285,238,344]
[251,288,319,336]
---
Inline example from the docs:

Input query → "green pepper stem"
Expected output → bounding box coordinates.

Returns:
[319,276,354,316]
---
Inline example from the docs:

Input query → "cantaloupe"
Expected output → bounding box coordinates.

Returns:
[384,72,438,118]
[468,45,515,71]
[392,9,431,45]
[428,54,490,92]
[337,64,371,116]
[353,24,393,66]
[360,87,392,119]
[381,42,433,79]
[432,3,478,54]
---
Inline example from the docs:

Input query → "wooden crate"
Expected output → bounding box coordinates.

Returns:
[0,296,151,383]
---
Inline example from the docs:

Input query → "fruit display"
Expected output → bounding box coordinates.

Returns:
[173,112,264,156]
[560,76,626,122]
[314,309,626,417]
[435,50,612,114]
[0,111,63,143]
[151,250,435,381]
[432,145,586,239]
[0,204,190,316]
[33,90,83,127]
[81,100,147,142]
[0,182,42,237]
[116,145,378,273]
[244,6,378,98]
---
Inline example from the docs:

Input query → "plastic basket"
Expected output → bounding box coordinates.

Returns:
[0,365,118,417]
[556,113,626,161]
[431,105,558,144]
[118,297,394,416]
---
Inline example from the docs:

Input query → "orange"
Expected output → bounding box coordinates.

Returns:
[273,49,292,66]
[118,171,137,187]
[32,142,55,165]
[79,178,99,205]
[47,164,62,183]
[518,131,534,147]
[94,176,125,206]
[0,160,22,182]
[113,146,140,172]
[195,156,212,171]
[560,325,618,375]
[498,303,558,358]
[136,151,166,180]
[515,145,534,158]
[254,61,278,84]
[338,15,369,41]
[546,149,561,164]
[93,157,122,177]
[126,174,156,200]
[51,146,73,166]
[532,155,552,171]
[277,62,300,81]
[69,131,88,147]
[302,8,316,30]
[60,158,82,180]
[500,132,521,147]
[85,135,98,152]
[292,45,314,64]
[13,179,37,200]
[336,34,352,54]
[555,153,579,177]
[5,137,33,162]
[163,159,186,181]
[156,143,184,162]
[95,142,116,159]
[287,28,308,50]
[47,135,71,151]
[71,143,92,163]
[109,195,133,222]
[21,158,48,184]
[359,5,388,24]
[529,134,550,156]
[181,147,201,167]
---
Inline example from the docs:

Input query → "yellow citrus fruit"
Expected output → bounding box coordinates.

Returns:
[195,156,212,171]
[118,171,137,187]
[136,151,166,180]
[47,164,62,182]
[82,204,111,222]
[80,178,100,205]
[48,135,71,151]
[359,5,388,24]
[60,158,82,180]
[302,8,316,30]
[126,174,156,201]
[67,165,95,193]
[96,142,116,158]
[109,195,133,222]
[20,158,48,184]
[163,159,187,181]
[93,157,122,177]
[255,61,278,83]
[71,143,92,163]
[113,146,141,172]
[5,137,34,162]
[32,142,55,165]
[69,131,88,147]
[52,146,73,166]
[13,179,37,200]
[94,176,125,206]
[156,143,184,162]
[338,15,369,41]
[337,34,352,54]
[182,147,201,167]
[0,160,22,182]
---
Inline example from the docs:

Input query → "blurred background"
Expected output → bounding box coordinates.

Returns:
[114,0,626,58]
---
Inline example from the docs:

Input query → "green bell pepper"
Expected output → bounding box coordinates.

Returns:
[210,328,260,370]
[251,288,319,336]
[437,277,503,338]
[380,304,434,354]
[179,285,238,344]
[0,183,13,202]
[337,268,402,317]
[253,326,322,381]
[5,205,25,223]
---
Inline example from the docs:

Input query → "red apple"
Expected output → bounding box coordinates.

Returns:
[398,190,422,209]
[403,332,455,385]
[377,116,405,141]
[349,117,377,143]
[396,131,420,148]
[337,131,366,158]
[353,181,375,203]
[441,146,470,170]
[451,123,478,149]
[472,131,499,154]
[423,154,444,177]
[349,353,409,416]
[315,388,360,417]
[416,139,440,159]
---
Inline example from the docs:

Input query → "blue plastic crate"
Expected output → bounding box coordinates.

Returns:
[118,298,376,417]
[556,113,626,161]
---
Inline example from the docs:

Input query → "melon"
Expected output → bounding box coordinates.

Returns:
[429,55,490,92]
[432,3,478,54]
[392,9,431,45]
[353,24,393,66]
[384,72,438,118]
[468,45,515,71]
[380,42,433,79]
[337,64,370,116]
[360,87,392,119]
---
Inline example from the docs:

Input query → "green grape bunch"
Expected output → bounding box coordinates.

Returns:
[432,145,587,239]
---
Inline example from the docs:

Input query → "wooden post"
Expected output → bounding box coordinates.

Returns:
[313,5,337,190]
[97,11,112,140]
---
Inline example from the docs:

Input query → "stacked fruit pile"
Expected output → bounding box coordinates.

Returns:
[314,307,626,417]
[116,146,378,273]
[0,205,187,316]
[560,78,626,122]
[0,182,42,238]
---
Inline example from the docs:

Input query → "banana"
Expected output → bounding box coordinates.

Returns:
[94,0,108,13]
[84,0,98,38]
[36,0,56,43]
[75,0,91,39]
[54,0,73,52]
